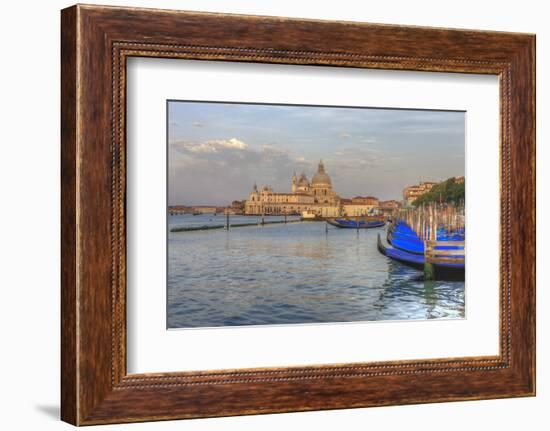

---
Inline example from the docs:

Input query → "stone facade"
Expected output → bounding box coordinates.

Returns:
[244,160,341,216]
[378,199,402,217]
[402,181,437,206]
[342,204,378,217]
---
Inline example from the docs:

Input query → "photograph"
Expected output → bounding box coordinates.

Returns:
[167,101,466,328]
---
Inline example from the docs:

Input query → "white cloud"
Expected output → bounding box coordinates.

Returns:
[192,121,204,127]
[169,137,305,204]
[220,138,248,149]
[171,138,248,154]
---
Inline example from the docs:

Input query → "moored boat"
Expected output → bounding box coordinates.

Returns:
[301,210,318,220]
[377,233,425,269]
[387,221,464,255]
[377,233,465,279]
[327,218,385,229]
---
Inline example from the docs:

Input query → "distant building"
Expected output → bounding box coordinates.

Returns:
[379,199,401,217]
[191,206,218,214]
[242,159,389,217]
[378,199,401,210]
[338,196,380,216]
[231,200,245,214]
[244,160,340,216]
[319,206,340,218]
[342,203,378,217]
[379,199,401,209]
[168,205,191,215]
[402,181,437,206]
[351,196,379,206]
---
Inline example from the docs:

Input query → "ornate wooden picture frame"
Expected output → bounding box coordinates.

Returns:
[61,4,535,425]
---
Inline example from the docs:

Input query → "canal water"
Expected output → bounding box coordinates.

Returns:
[168,214,465,328]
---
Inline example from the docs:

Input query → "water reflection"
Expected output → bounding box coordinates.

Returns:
[168,215,465,328]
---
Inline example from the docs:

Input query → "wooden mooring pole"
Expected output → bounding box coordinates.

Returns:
[424,255,436,280]
[423,206,437,280]
[394,202,465,281]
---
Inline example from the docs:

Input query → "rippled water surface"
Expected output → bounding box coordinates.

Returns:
[168,214,465,328]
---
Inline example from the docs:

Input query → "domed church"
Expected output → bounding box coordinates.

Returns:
[245,160,340,215]
[292,160,339,205]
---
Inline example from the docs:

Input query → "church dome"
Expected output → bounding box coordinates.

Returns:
[311,160,331,186]
[298,173,309,187]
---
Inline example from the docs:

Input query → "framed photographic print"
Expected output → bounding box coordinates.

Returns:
[61,4,535,425]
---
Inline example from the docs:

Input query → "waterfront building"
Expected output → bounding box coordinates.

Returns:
[402,177,465,207]
[337,197,379,217]
[402,181,437,206]
[379,199,402,218]
[231,200,245,214]
[379,199,401,209]
[342,203,378,217]
[351,196,380,206]
[191,206,219,214]
[244,160,341,216]
[168,205,191,215]
[319,206,340,218]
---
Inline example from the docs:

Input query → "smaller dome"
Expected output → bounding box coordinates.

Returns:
[298,172,309,187]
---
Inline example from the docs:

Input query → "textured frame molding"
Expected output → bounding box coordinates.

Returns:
[61,4,535,425]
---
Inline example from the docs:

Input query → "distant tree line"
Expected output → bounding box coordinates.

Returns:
[413,177,465,206]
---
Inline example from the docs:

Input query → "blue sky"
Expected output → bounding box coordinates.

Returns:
[168,101,465,205]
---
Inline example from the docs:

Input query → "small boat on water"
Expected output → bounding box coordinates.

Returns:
[327,218,386,229]
[301,210,318,220]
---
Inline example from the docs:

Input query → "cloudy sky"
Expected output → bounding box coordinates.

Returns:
[168,101,465,205]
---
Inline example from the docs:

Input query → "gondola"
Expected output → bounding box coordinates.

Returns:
[326,218,386,229]
[377,233,465,279]
[377,233,425,269]
[387,221,464,255]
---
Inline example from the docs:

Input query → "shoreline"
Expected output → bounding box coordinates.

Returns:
[170,218,305,232]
